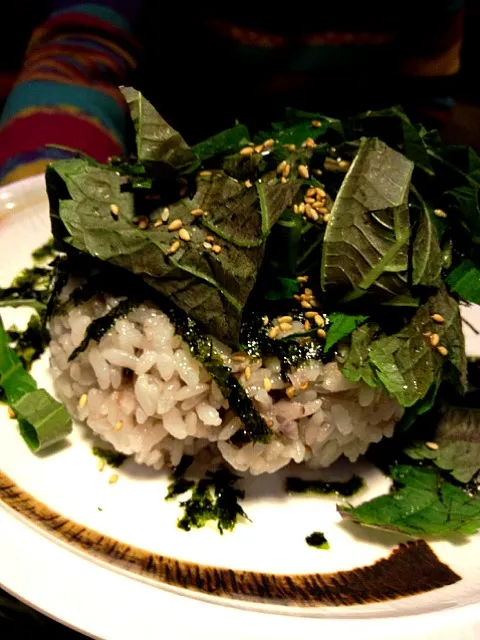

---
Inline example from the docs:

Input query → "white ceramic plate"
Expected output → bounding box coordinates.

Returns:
[1,176,480,640]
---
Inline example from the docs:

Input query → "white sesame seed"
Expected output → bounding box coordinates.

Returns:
[114,421,123,432]
[153,219,163,228]
[161,207,170,222]
[191,208,205,217]
[263,315,269,326]
[283,163,291,178]
[311,120,322,128]
[254,144,264,154]
[232,353,247,362]
[109,473,119,485]
[317,328,327,339]
[305,311,316,318]
[203,242,213,250]
[279,322,293,331]
[211,244,222,254]
[245,366,252,381]
[314,314,325,327]
[97,458,105,472]
[263,377,272,392]
[298,165,309,179]
[281,177,287,184]
[431,313,445,324]
[263,138,275,149]
[304,319,311,330]
[268,326,280,339]
[298,202,306,214]
[426,441,439,450]
[240,146,254,156]
[430,333,440,347]
[278,315,293,323]
[78,393,88,409]
[168,219,183,232]
[323,213,330,223]
[297,275,309,282]
[434,208,447,218]
[199,170,212,176]
[179,228,191,242]
[138,217,149,230]
[293,204,299,214]
[301,300,312,309]
[437,345,449,357]
[245,179,253,188]
[110,204,119,217]
[166,240,181,255]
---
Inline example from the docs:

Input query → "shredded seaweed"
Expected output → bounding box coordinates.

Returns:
[68,299,137,362]
[7,315,49,371]
[286,475,364,497]
[172,468,250,534]
[92,446,127,468]
[305,531,330,550]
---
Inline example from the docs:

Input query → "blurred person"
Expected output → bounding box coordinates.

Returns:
[0,0,466,184]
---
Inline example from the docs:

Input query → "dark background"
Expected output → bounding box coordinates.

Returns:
[1,0,480,149]
[0,0,479,636]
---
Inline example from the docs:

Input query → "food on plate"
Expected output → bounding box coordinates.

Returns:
[3,88,480,537]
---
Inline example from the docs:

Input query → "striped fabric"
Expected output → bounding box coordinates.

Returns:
[0,1,465,185]
[0,3,139,184]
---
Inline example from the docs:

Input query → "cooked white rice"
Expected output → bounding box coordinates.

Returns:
[49,293,403,474]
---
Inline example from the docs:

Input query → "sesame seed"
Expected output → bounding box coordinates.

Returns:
[426,441,439,450]
[286,386,296,399]
[138,217,149,230]
[304,288,313,295]
[434,208,447,218]
[431,313,445,324]
[110,204,119,217]
[211,244,222,254]
[199,170,212,177]
[7,407,15,419]
[166,240,180,255]
[281,177,287,184]
[203,242,212,250]
[305,311,316,318]
[191,208,205,218]
[278,315,293,323]
[311,120,322,128]
[313,169,323,176]
[323,214,330,223]
[279,322,293,331]
[269,326,280,339]
[267,419,274,427]
[437,345,449,357]
[263,315,269,326]
[318,207,329,215]
[114,421,123,432]
[339,160,350,169]
[312,201,324,211]
[284,144,296,152]
[232,353,247,362]
[179,228,191,242]
[317,328,327,339]
[304,137,316,148]
[430,333,440,347]
[298,165,309,179]
[423,331,432,337]
[277,160,287,174]
[254,144,264,154]
[293,204,299,214]
[240,146,254,156]
[304,197,316,204]
[298,202,306,214]
[97,458,105,472]
[299,381,309,390]
[264,377,273,392]
[297,275,309,282]
[294,294,302,300]
[301,300,312,309]
[205,235,215,243]
[245,179,253,188]
[168,219,183,232]
[316,188,326,198]
[263,138,275,149]
[109,473,119,485]
[283,163,291,178]
[304,319,311,330]
[245,366,251,381]
[78,393,88,409]
[314,314,325,327]
[161,208,170,222]
[153,219,163,228]
[305,205,318,221]
[306,187,316,197]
